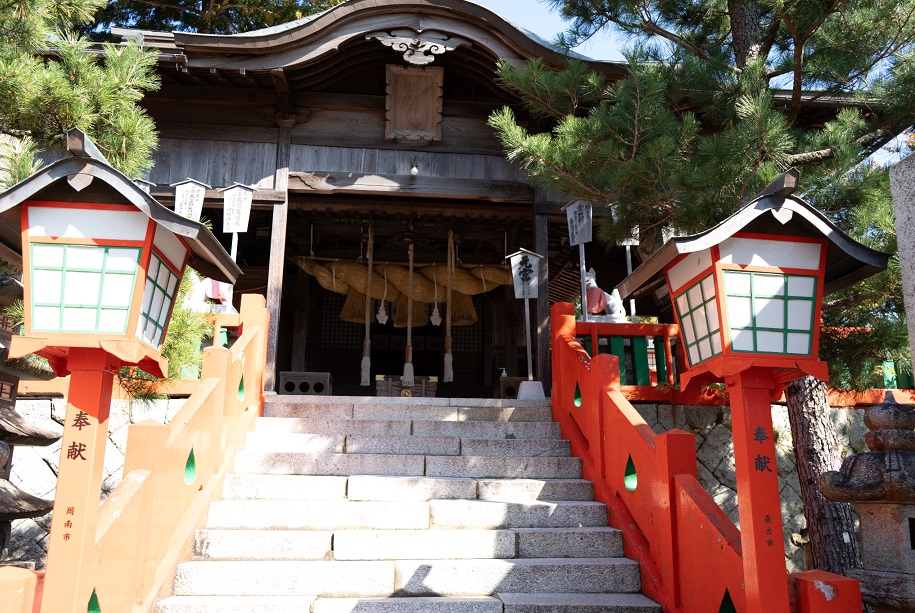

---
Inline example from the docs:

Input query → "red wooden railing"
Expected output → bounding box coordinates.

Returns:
[0,294,269,613]
[551,302,861,612]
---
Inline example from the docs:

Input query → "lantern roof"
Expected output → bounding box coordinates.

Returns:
[0,131,241,283]
[616,169,890,301]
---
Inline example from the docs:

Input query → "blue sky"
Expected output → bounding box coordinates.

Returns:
[468,0,625,61]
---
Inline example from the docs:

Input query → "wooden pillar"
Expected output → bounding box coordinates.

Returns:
[726,367,790,613]
[40,349,117,613]
[265,124,292,391]
[534,211,550,389]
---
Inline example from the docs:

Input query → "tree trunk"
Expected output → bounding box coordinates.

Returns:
[728,0,762,68]
[784,375,861,574]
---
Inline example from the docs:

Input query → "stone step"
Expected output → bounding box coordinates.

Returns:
[497,593,661,612]
[172,558,641,597]
[263,396,551,409]
[460,439,570,457]
[395,558,641,596]
[195,530,333,560]
[430,500,607,529]
[477,479,594,502]
[221,474,348,500]
[194,526,622,561]
[347,475,478,501]
[346,476,595,503]
[255,417,412,437]
[345,434,460,456]
[244,431,345,453]
[255,417,563,440]
[206,500,430,530]
[156,595,317,613]
[234,451,425,476]
[313,597,502,613]
[261,403,554,422]
[332,529,516,560]
[219,475,595,502]
[413,421,562,440]
[514,528,623,558]
[426,456,581,479]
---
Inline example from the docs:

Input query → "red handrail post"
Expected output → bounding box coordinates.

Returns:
[655,429,698,607]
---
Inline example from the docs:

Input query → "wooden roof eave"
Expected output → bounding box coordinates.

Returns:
[616,191,890,301]
[119,0,627,77]
[0,157,242,284]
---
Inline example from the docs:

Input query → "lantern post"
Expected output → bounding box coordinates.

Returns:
[561,199,592,322]
[616,169,887,613]
[507,248,545,400]
[0,128,240,612]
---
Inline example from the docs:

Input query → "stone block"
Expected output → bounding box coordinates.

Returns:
[206,500,430,530]
[694,461,717,494]
[711,456,737,491]
[234,451,425,477]
[353,405,459,422]
[245,432,345,453]
[426,456,581,480]
[346,435,459,456]
[497,592,660,612]
[165,398,187,422]
[256,418,411,437]
[631,404,658,429]
[313,597,503,613]
[173,560,396,597]
[695,424,732,474]
[195,529,333,560]
[412,421,561,440]
[347,476,476,501]
[332,529,515,560]
[221,474,347,500]
[394,558,641,596]
[9,446,59,497]
[264,403,353,420]
[477,479,593,502]
[459,439,570,458]
[429,500,607,529]
[456,407,554,422]
[684,405,722,437]
[156,595,318,613]
[515,527,623,558]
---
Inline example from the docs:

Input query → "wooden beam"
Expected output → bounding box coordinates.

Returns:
[264,126,292,392]
[149,186,286,206]
[288,171,532,203]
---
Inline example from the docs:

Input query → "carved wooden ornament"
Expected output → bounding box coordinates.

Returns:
[367,29,470,65]
[385,65,443,143]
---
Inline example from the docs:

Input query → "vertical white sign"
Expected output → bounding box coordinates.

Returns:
[508,249,542,300]
[174,181,207,222]
[222,185,254,233]
[564,200,592,246]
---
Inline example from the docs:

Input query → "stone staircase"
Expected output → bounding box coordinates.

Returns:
[156,396,660,613]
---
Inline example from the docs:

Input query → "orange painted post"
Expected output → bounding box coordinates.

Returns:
[727,367,790,613]
[0,567,42,613]
[39,348,118,613]
[789,570,862,613]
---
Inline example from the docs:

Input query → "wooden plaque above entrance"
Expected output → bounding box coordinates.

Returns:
[385,65,444,143]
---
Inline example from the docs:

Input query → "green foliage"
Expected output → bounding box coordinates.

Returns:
[490,0,915,389]
[0,0,160,178]
[116,270,213,400]
[83,0,346,36]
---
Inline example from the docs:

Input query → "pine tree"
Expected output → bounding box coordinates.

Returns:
[488,0,915,576]
[0,0,161,181]
[81,0,346,37]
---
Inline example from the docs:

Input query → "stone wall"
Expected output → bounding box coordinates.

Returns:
[6,397,186,567]
[5,396,866,572]
[632,402,867,572]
